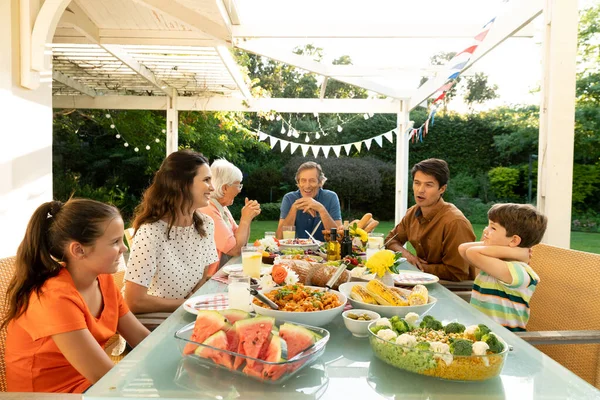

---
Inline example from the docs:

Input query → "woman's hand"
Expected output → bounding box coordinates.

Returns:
[240,198,261,222]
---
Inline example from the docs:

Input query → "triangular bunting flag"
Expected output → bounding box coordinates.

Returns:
[456,45,477,57]
[475,29,490,42]
[258,131,268,141]
[280,140,289,152]
[449,61,468,71]
[353,142,361,153]
[374,135,383,147]
[343,143,353,155]
[447,71,460,80]
[322,146,331,158]
[300,144,310,157]
[332,146,342,157]
[433,92,446,103]
[290,142,299,155]
[383,131,394,143]
[364,138,372,150]
[310,146,320,158]
[269,136,278,148]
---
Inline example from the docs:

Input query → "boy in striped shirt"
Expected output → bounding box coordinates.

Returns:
[458,203,548,332]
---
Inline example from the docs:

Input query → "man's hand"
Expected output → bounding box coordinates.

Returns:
[293,197,323,218]
[404,252,429,271]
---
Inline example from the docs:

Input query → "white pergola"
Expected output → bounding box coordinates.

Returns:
[0,0,578,258]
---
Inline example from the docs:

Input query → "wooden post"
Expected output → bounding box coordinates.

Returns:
[537,0,578,248]
[166,90,178,155]
[395,100,410,225]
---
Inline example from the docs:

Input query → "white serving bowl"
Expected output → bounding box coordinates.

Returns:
[338,282,437,318]
[252,286,347,327]
[342,309,381,337]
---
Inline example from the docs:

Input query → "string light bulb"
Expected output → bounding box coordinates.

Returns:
[162,129,166,134]
[105,114,111,119]
[363,113,369,120]
[110,124,115,129]
[146,145,151,150]
[315,132,321,139]
[155,138,160,143]
[293,129,299,138]
[305,134,310,143]
[276,115,281,121]
[124,143,129,147]
[115,134,120,139]
[134,147,139,152]
[337,125,343,132]
[281,126,286,134]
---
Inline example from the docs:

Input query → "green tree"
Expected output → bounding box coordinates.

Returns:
[463,72,499,108]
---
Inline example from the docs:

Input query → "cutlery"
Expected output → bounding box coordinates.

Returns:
[305,230,319,244]
[309,220,322,238]
[382,233,397,249]
[325,263,347,292]
[248,287,279,310]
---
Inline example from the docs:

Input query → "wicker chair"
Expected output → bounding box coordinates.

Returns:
[515,244,600,389]
[124,228,135,250]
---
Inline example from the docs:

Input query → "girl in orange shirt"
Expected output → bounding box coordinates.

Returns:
[2,199,150,393]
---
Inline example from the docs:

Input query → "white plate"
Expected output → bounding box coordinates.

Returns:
[221,263,272,276]
[352,269,439,286]
[278,239,322,250]
[183,293,229,315]
[252,286,347,327]
[338,282,437,318]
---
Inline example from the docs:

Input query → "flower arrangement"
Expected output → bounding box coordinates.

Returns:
[365,249,403,278]
[259,264,299,290]
[254,237,280,253]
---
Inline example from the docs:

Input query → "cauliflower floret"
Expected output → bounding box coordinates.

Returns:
[464,324,478,340]
[376,329,398,342]
[404,312,419,326]
[430,341,453,366]
[472,341,490,356]
[395,333,417,347]
[472,341,490,366]
[350,267,367,278]
[375,318,392,328]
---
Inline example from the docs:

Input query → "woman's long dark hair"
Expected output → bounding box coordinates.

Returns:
[133,149,209,238]
[1,199,120,330]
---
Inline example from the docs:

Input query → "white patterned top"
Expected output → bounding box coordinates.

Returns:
[125,213,218,299]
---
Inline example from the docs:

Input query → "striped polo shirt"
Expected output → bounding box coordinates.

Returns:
[470,261,540,332]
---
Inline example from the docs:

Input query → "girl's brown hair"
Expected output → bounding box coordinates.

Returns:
[1,199,120,330]
[132,149,209,238]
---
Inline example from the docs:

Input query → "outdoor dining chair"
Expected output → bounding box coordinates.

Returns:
[124,227,135,250]
[516,243,600,389]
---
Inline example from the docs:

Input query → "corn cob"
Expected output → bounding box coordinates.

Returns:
[350,285,378,304]
[366,280,406,306]
[408,284,429,306]
[389,287,409,306]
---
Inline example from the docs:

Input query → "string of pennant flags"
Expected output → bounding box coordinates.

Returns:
[255,16,497,156]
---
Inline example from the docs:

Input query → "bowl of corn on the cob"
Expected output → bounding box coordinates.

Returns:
[338,281,437,318]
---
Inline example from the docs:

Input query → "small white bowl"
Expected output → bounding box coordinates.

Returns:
[342,309,381,337]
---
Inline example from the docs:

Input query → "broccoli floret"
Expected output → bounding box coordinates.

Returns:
[481,333,505,354]
[474,324,491,341]
[370,325,389,335]
[444,322,466,334]
[392,319,410,334]
[419,315,443,331]
[389,316,401,324]
[449,339,473,356]
[415,341,431,351]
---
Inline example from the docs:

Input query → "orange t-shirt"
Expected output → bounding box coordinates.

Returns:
[5,268,130,393]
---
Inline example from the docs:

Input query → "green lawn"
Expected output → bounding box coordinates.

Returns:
[249,221,599,254]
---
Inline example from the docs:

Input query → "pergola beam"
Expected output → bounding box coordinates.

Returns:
[53,96,402,113]
[132,0,230,43]
[409,0,543,109]
[53,28,219,47]
[232,23,536,39]
[215,46,251,99]
[52,70,98,97]
[236,41,409,99]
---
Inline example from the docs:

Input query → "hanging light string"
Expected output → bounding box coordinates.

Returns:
[103,111,162,152]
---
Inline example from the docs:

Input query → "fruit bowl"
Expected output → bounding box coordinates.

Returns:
[175,312,330,384]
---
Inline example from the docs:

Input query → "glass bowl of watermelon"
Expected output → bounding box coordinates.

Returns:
[175,309,330,384]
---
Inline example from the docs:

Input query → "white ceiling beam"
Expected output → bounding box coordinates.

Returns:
[52,70,98,97]
[220,0,241,25]
[132,0,230,43]
[58,3,100,43]
[236,41,408,99]
[326,65,451,77]
[409,0,543,109]
[53,28,218,46]
[53,96,401,113]
[215,46,251,99]
[319,77,329,100]
[232,23,536,39]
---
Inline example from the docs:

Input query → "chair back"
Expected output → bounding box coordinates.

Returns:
[0,257,16,392]
[528,243,600,388]
[124,228,135,250]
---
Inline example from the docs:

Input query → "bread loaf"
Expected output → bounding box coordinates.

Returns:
[309,264,350,290]
[275,259,318,285]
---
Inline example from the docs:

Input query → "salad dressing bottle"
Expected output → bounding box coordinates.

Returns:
[341,228,353,258]
[327,228,341,261]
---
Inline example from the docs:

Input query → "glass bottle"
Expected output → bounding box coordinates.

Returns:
[327,228,341,261]
[341,229,353,258]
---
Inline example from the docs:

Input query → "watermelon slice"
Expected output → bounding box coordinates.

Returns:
[195,330,233,369]
[279,323,320,359]
[233,316,275,371]
[183,310,229,355]
[219,309,251,324]
[261,335,288,381]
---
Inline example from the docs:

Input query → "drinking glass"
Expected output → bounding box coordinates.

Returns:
[241,245,262,278]
[228,272,252,312]
[264,231,276,238]
[368,232,384,249]
[282,225,296,239]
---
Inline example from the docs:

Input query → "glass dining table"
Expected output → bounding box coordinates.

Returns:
[85,259,600,400]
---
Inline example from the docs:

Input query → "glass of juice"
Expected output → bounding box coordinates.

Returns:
[282,226,296,239]
[241,246,262,279]
[368,232,384,249]
[228,272,252,312]
[264,231,276,238]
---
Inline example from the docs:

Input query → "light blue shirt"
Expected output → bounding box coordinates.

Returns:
[279,189,342,242]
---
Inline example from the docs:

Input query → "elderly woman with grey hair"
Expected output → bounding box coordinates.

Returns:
[199,159,261,274]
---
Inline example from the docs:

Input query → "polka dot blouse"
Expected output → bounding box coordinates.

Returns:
[125,213,219,299]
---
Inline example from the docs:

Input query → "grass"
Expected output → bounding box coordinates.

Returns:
[249,221,600,255]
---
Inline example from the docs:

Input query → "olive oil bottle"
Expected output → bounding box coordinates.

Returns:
[327,228,341,261]
[340,228,353,258]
